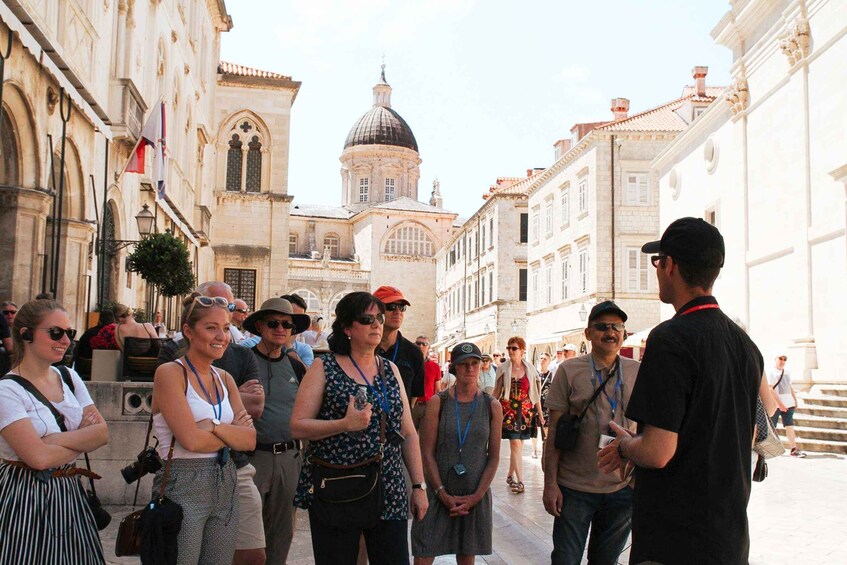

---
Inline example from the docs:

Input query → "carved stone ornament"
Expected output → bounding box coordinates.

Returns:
[724,78,749,116]
[779,18,810,66]
[46,87,59,115]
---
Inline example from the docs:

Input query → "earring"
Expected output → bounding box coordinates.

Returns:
[347,335,352,340]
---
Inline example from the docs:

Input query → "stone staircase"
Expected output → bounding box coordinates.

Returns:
[786,385,847,454]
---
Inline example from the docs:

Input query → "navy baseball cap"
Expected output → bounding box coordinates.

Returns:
[450,342,483,365]
[641,217,725,267]
[588,301,628,323]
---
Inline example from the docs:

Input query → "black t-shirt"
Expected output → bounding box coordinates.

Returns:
[0,314,10,339]
[625,296,762,565]
[376,331,425,399]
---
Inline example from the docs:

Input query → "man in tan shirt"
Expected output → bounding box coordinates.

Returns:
[542,301,639,565]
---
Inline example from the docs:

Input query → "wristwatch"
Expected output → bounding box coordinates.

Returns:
[412,483,426,491]
[211,418,221,433]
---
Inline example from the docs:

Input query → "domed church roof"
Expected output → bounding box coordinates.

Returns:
[343,66,419,152]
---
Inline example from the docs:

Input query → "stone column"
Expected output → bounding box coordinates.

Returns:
[0,187,51,301]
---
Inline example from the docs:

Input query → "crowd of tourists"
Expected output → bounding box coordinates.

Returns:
[0,218,799,564]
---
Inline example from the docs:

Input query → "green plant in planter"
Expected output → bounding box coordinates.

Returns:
[126,232,195,298]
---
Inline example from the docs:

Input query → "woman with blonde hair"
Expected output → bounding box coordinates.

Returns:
[0,299,109,563]
[113,303,159,350]
[492,336,543,494]
[151,292,256,564]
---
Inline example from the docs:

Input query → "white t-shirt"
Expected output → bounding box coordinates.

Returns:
[0,367,94,462]
[766,366,795,408]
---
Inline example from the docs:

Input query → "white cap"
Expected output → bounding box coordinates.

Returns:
[563,344,578,352]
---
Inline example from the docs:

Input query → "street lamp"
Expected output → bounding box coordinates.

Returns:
[135,204,155,237]
[578,304,588,321]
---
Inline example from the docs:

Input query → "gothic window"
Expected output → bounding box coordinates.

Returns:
[224,268,257,310]
[384,178,395,201]
[384,224,434,257]
[358,178,369,202]
[323,234,340,258]
[0,109,19,186]
[245,136,262,192]
[226,134,242,191]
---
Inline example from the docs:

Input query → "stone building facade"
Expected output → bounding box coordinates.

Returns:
[653,0,847,383]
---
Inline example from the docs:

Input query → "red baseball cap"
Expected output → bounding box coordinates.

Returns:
[373,285,411,306]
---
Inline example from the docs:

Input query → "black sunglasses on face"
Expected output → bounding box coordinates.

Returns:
[651,255,668,268]
[37,327,77,341]
[234,308,250,314]
[264,320,296,330]
[590,322,626,333]
[415,341,429,347]
[355,313,385,326]
[506,346,520,351]
[2,310,15,316]
[385,303,407,312]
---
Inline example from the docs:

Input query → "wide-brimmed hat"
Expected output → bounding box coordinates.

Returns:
[243,298,310,335]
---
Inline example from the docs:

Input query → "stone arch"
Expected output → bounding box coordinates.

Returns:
[381,221,437,257]
[291,288,321,314]
[49,138,86,221]
[1,81,40,188]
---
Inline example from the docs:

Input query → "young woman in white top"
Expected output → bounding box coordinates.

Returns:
[151,292,256,565]
[0,299,109,563]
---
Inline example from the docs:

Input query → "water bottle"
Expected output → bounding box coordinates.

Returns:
[351,386,369,438]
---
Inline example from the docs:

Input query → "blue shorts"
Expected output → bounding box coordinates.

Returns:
[772,406,795,427]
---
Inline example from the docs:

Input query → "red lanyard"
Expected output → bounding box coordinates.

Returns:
[678,303,720,316]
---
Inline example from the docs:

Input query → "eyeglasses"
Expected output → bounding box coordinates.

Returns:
[415,341,429,347]
[355,313,385,326]
[506,346,520,352]
[36,326,77,341]
[385,303,407,312]
[185,296,231,321]
[651,255,668,268]
[264,320,296,330]
[234,308,250,314]
[590,322,626,333]
[2,310,15,316]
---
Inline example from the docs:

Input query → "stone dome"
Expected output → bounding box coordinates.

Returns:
[343,106,418,152]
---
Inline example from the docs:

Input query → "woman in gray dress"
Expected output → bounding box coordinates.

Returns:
[411,342,503,564]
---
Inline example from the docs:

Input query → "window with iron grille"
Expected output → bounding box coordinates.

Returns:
[384,224,434,257]
[224,268,256,310]
[245,136,262,192]
[225,135,242,191]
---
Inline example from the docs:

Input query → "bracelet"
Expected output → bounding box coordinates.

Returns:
[435,485,446,495]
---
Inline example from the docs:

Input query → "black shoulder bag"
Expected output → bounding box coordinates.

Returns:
[4,367,112,530]
[554,359,620,452]
[309,356,388,529]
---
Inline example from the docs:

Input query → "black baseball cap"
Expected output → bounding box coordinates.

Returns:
[588,300,628,323]
[450,342,483,365]
[641,217,725,267]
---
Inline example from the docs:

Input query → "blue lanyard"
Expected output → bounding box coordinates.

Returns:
[590,355,621,417]
[390,340,399,363]
[184,356,222,421]
[350,355,390,414]
[455,392,479,456]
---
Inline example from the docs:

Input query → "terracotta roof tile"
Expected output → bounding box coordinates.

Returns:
[218,61,292,81]
[595,86,725,133]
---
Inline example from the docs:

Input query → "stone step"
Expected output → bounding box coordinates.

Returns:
[778,426,847,443]
[792,413,847,430]
[798,395,847,409]
[781,437,847,455]
[815,386,847,398]
[796,405,847,419]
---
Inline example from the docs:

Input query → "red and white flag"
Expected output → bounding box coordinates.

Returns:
[124,101,167,200]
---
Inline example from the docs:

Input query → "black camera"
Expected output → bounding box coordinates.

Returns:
[86,490,112,530]
[387,429,405,446]
[121,446,163,484]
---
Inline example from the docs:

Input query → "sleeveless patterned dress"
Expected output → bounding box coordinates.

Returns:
[294,353,408,520]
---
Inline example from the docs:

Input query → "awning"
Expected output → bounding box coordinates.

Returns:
[0,3,112,138]
[624,326,655,348]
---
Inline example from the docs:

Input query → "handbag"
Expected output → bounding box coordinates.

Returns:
[752,454,768,482]
[3,369,112,530]
[554,359,619,452]
[753,396,785,459]
[115,413,153,557]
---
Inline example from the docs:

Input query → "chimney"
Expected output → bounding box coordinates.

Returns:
[692,66,708,97]
[610,98,629,121]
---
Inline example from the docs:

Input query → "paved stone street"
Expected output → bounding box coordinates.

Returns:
[101,443,846,564]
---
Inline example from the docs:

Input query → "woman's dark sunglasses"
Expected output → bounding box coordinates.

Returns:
[355,313,385,325]
[385,304,407,312]
[38,327,77,341]
[506,346,520,351]
[2,310,16,316]
[264,320,296,330]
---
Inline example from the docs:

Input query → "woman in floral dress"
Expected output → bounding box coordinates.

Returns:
[493,336,543,494]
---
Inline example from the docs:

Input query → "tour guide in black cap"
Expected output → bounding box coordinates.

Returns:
[598,217,765,565]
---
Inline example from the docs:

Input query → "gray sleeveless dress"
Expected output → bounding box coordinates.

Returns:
[411,390,493,557]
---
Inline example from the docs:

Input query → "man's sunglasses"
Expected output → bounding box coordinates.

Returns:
[506,346,520,351]
[385,303,407,312]
[37,327,77,341]
[2,310,16,316]
[590,322,626,333]
[415,341,429,347]
[650,255,668,268]
[234,308,250,314]
[264,320,296,330]
[355,313,385,325]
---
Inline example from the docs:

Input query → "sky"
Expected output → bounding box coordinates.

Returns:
[220,1,734,218]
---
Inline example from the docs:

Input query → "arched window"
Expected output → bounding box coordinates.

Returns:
[245,136,262,192]
[226,134,242,191]
[323,233,340,258]
[384,224,435,257]
[292,289,321,313]
[328,291,349,321]
[0,108,19,186]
